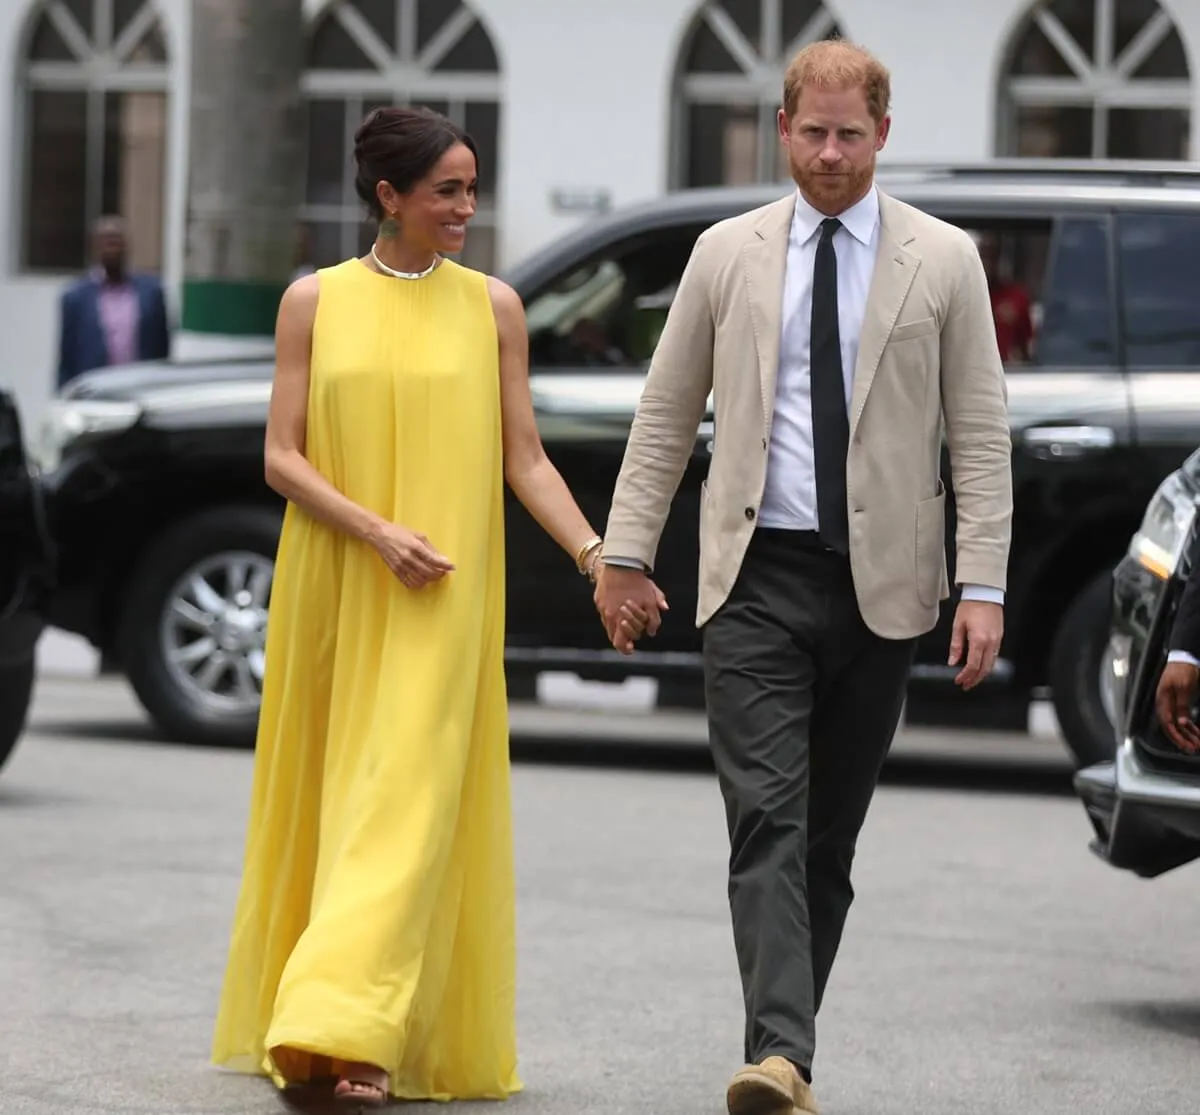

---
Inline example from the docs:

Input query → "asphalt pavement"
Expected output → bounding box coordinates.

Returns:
[3,669,1200,1114]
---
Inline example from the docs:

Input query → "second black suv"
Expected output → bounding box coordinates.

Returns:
[34,161,1200,763]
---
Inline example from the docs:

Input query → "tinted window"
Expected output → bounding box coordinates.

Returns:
[1119,212,1200,368]
[524,228,703,369]
[953,219,1050,367]
[1037,216,1117,367]
[952,215,1116,368]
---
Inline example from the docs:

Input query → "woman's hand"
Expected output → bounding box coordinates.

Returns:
[370,522,456,589]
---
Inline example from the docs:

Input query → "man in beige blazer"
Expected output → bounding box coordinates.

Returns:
[595,39,1012,1115]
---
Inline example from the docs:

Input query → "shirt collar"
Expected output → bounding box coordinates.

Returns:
[791,184,880,248]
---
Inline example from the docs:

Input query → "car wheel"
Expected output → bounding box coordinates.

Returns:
[0,657,35,774]
[1049,568,1117,769]
[117,506,282,747]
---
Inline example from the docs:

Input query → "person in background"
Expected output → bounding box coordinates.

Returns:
[56,216,171,389]
[976,231,1034,363]
[1157,543,1200,752]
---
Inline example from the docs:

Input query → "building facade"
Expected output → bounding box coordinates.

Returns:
[2,0,1198,422]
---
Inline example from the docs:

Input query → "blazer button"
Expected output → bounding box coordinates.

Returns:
[745,507,756,521]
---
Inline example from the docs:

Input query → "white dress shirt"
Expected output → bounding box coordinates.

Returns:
[757,186,1002,607]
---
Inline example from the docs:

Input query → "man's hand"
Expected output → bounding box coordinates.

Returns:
[949,600,1004,691]
[1156,661,1200,752]
[593,565,669,655]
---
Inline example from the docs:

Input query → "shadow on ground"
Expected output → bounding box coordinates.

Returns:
[0,782,79,809]
[1105,1000,1200,1043]
[27,719,1075,798]
[511,737,1075,797]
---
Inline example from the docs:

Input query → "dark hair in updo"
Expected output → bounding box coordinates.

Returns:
[353,106,479,221]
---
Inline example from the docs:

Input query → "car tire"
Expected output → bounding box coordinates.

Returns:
[117,505,282,748]
[656,675,707,710]
[0,656,35,774]
[1050,568,1117,769]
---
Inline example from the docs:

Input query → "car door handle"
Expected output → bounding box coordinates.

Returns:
[1023,425,1116,458]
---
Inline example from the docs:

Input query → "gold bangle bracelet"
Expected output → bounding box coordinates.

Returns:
[575,535,603,574]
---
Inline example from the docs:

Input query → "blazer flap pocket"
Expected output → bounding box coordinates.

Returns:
[889,317,937,343]
[915,489,946,607]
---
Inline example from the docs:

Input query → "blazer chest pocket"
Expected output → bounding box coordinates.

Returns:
[888,317,937,344]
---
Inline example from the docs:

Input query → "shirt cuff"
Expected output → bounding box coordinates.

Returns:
[961,583,1005,606]
[601,555,648,571]
[1167,650,1200,668]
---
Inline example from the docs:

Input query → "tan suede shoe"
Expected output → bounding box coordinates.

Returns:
[726,1055,819,1115]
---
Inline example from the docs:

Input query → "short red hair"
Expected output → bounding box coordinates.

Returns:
[783,39,891,124]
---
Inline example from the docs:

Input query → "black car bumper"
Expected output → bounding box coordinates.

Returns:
[1075,745,1200,878]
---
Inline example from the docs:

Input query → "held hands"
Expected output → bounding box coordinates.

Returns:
[1156,661,1200,752]
[370,521,456,589]
[948,600,1004,690]
[593,565,669,655]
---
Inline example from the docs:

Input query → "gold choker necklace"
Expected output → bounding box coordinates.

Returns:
[370,244,440,279]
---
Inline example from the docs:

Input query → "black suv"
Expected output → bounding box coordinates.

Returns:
[0,387,52,773]
[34,161,1200,762]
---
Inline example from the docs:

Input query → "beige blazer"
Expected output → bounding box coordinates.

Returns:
[603,189,1013,641]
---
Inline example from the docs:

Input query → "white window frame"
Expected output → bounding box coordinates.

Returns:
[672,0,842,186]
[998,0,1190,158]
[302,0,501,265]
[17,0,171,274]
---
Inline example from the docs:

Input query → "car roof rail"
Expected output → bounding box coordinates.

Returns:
[875,157,1200,185]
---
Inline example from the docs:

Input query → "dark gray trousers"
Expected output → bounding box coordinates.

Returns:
[702,528,916,1077]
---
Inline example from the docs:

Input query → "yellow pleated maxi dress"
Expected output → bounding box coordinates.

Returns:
[211,257,521,1102]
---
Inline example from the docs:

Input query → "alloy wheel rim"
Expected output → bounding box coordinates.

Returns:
[159,551,273,717]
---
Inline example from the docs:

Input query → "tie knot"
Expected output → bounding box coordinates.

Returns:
[820,217,842,241]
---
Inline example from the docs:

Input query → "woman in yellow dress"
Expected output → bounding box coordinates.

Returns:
[211,106,662,1107]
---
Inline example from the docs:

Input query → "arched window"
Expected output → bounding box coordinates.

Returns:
[1000,0,1191,159]
[302,0,501,272]
[673,0,843,187]
[20,0,170,273]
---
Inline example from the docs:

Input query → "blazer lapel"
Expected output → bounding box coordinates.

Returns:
[741,195,795,433]
[850,191,921,439]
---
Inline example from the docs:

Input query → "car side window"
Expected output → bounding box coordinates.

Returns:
[953,219,1050,368]
[1117,211,1200,368]
[524,227,704,370]
[1037,216,1118,368]
[950,215,1117,370]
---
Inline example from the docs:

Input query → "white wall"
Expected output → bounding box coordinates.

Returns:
[5,0,1200,433]
[472,0,697,264]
